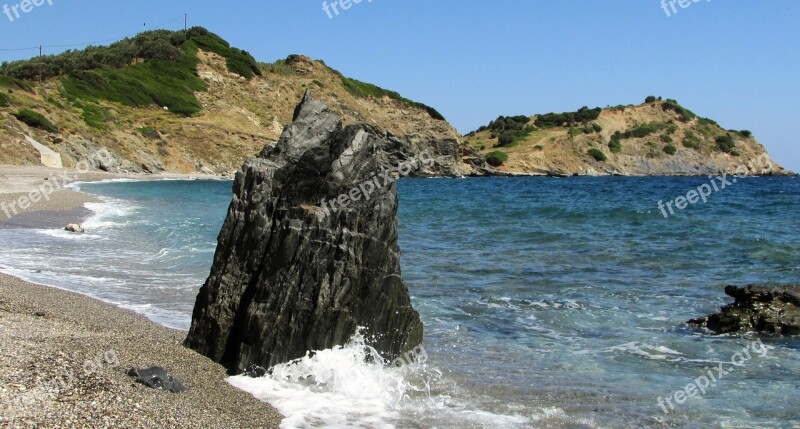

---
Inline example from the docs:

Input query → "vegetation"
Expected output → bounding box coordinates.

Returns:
[475,115,537,148]
[0,76,34,92]
[259,59,296,76]
[682,137,701,150]
[533,145,544,151]
[497,132,516,147]
[0,92,9,107]
[0,28,260,116]
[645,96,657,103]
[587,148,607,162]
[715,134,737,153]
[137,127,160,139]
[660,134,673,143]
[321,62,445,121]
[13,109,58,132]
[623,122,669,139]
[188,29,261,79]
[535,106,601,128]
[78,102,112,129]
[663,145,677,155]
[738,130,752,138]
[477,115,529,134]
[662,99,697,122]
[568,127,582,137]
[0,28,258,81]
[608,133,622,153]
[592,123,603,133]
[485,151,509,167]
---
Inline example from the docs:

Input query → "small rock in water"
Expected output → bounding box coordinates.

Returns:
[127,367,187,393]
[64,224,85,233]
[689,285,800,335]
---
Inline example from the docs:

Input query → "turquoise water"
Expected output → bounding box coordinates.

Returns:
[1,176,798,428]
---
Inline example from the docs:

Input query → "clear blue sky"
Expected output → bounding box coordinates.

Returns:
[1,0,798,171]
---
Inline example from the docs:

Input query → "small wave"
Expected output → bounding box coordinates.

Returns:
[229,329,530,428]
[607,342,684,361]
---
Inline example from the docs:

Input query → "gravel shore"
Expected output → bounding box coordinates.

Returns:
[0,166,282,428]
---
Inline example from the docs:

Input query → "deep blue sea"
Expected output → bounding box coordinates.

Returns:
[1,176,799,428]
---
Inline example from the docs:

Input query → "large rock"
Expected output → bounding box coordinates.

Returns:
[689,285,800,335]
[184,92,423,371]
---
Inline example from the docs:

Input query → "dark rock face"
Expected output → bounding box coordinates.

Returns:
[184,92,423,371]
[127,367,187,393]
[689,285,800,335]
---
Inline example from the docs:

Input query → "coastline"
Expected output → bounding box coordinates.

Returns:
[0,165,281,427]
[0,165,227,229]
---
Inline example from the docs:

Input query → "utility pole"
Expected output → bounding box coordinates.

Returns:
[184,13,188,35]
[38,45,42,83]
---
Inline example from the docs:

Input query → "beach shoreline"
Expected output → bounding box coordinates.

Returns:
[0,165,227,230]
[0,166,281,428]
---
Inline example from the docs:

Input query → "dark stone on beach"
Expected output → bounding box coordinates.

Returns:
[127,367,187,393]
[34,311,46,317]
[184,91,423,371]
[689,285,800,335]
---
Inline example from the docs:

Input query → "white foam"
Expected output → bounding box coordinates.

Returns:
[228,329,531,428]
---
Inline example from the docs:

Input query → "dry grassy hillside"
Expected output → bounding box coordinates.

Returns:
[465,99,792,176]
[0,38,482,177]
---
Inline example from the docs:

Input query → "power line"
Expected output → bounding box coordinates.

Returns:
[0,14,188,54]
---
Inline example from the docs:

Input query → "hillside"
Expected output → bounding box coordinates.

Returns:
[465,98,792,176]
[0,28,484,177]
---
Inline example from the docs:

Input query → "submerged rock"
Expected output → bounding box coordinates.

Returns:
[127,367,187,393]
[185,91,423,371]
[689,285,800,335]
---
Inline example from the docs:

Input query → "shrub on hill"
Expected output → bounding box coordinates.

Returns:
[608,134,622,153]
[0,92,9,107]
[78,102,112,129]
[13,109,58,132]
[645,96,657,103]
[715,135,737,153]
[663,145,677,155]
[623,122,668,139]
[682,137,701,150]
[587,148,607,162]
[535,106,601,128]
[485,151,509,167]
[662,99,697,122]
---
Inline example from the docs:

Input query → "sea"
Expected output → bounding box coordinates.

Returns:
[1,176,798,428]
